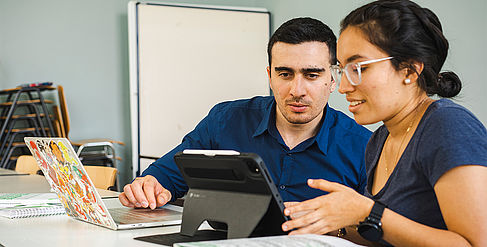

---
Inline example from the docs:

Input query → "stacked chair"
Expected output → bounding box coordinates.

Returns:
[53,85,124,190]
[0,84,56,169]
[0,84,123,190]
[54,85,125,169]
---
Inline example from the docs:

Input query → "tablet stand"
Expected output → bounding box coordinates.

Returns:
[180,188,272,239]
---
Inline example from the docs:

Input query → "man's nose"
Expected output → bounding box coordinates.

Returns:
[290,75,306,97]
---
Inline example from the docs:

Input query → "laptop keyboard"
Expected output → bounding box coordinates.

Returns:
[109,207,178,224]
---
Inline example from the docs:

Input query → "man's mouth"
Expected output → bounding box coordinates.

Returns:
[288,103,309,112]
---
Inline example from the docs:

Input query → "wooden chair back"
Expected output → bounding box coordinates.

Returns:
[84,166,117,190]
[57,85,70,137]
[53,105,66,138]
[15,155,40,175]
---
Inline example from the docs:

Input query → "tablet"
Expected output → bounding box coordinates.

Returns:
[174,150,290,238]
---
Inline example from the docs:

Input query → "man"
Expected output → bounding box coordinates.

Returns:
[119,17,371,210]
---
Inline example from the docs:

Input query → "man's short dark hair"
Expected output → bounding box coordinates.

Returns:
[267,17,337,66]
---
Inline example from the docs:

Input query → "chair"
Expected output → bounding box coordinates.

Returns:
[84,165,117,191]
[15,155,41,175]
[15,155,117,190]
[55,85,124,168]
[0,86,57,168]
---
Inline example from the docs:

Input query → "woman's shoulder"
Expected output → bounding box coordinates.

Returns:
[421,99,486,132]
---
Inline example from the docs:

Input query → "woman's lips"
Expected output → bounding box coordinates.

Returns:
[348,100,366,113]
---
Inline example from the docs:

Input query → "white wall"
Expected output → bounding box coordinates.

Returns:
[1,0,485,186]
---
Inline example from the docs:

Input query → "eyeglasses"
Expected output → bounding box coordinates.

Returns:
[330,57,393,86]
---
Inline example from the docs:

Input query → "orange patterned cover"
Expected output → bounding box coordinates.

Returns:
[25,137,116,229]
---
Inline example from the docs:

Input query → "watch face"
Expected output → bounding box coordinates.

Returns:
[358,223,383,242]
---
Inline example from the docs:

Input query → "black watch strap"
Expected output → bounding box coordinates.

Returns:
[369,200,386,222]
[358,200,387,242]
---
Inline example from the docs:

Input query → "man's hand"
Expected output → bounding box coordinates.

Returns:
[119,175,172,210]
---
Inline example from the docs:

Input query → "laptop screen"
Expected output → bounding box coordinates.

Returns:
[25,137,117,229]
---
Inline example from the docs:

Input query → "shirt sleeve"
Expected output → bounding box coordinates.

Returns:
[141,104,223,200]
[416,107,487,186]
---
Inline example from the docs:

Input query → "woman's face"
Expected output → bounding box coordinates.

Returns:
[337,27,411,125]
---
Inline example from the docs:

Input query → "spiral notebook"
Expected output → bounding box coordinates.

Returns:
[0,203,65,219]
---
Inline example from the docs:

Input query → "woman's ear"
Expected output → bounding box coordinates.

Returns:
[403,60,424,84]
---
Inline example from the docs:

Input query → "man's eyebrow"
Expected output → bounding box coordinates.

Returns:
[274,67,293,72]
[301,68,325,73]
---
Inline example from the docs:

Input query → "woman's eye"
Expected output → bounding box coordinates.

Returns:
[350,64,359,73]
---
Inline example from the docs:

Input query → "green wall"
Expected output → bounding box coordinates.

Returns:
[1,0,486,187]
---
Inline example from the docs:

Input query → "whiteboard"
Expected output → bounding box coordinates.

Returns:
[128,1,270,176]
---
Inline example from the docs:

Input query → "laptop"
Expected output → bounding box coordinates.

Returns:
[24,137,182,230]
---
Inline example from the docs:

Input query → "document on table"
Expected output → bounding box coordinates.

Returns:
[174,234,366,247]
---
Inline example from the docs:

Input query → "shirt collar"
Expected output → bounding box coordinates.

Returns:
[253,100,274,138]
[315,104,332,155]
[252,101,333,156]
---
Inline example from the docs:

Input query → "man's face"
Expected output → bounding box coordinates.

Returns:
[268,41,335,125]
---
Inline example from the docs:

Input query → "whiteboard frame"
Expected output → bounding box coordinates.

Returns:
[128,1,271,178]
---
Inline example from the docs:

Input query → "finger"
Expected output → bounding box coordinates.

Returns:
[131,179,150,207]
[122,184,140,207]
[283,209,322,232]
[307,179,344,193]
[288,218,332,235]
[156,187,172,207]
[284,201,299,208]
[118,193,134,207]
[289,209,313,220]
[142,181,157,209]
[284,198,322,216]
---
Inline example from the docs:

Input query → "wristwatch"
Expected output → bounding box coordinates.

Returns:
[357,200,387,242]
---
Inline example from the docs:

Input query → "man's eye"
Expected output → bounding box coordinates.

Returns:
[279,72,290,78]
[306,74,319,79]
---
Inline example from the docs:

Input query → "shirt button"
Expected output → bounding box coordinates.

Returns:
[279,185,286,190]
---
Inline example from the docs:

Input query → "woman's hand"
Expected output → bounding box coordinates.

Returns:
[282,179,374,235]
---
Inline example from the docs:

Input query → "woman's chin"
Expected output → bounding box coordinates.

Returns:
[352,114,380,126]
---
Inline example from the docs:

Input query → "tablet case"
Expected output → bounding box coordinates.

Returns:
[134,151,290,245]
[174,151,290,239]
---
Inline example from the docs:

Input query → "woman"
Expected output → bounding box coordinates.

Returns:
[282,0,487,246]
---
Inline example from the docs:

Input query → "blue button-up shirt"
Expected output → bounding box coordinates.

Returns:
[143,96,371,202]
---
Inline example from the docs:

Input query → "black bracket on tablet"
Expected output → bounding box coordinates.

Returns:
[181,189,272,238]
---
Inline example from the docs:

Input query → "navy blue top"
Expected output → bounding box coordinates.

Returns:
[143,96,372,202]
[365,99,487,230]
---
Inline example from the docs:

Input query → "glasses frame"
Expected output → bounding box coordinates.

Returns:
[331,56,393,86]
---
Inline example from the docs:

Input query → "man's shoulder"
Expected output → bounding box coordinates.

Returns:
[328,106,372,140]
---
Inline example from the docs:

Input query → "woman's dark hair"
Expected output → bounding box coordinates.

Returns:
[268,17,337,66]
[340,0,461,98]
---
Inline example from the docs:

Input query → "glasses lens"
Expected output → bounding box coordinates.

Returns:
[345,63,360,85]
[330,66,342,85]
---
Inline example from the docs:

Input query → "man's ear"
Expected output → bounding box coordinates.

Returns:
[267,66,272,87]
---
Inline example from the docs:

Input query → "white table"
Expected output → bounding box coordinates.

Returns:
[0,168,28,176]
[0,175,185,246]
